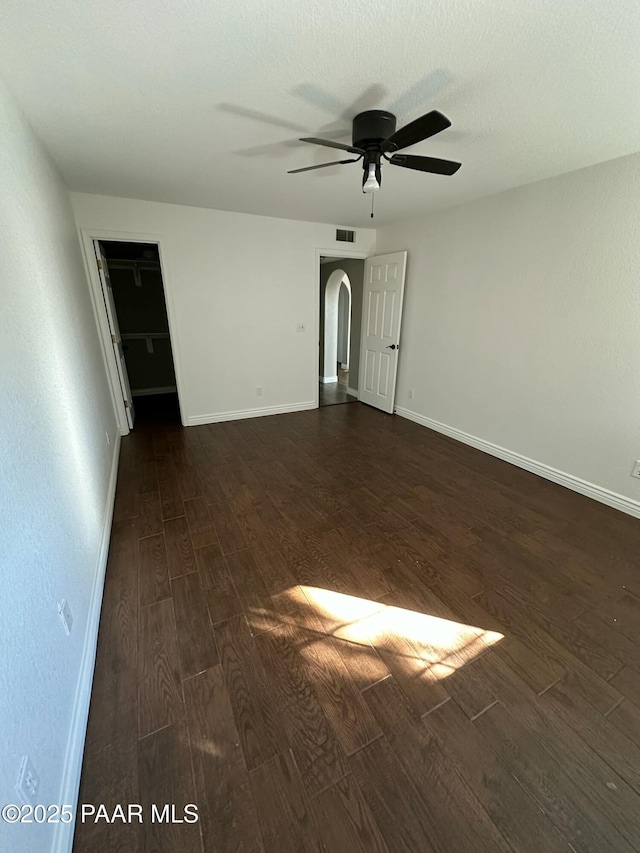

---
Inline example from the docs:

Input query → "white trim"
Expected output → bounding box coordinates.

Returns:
[395,407,640,519]
[347,386,358,397]
[320,375,338,384]
[187,401,316,426]
[78,228,188,428]
[52,435,121,853]
[78,235,129,435]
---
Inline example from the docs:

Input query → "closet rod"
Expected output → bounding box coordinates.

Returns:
[107,258,160,266]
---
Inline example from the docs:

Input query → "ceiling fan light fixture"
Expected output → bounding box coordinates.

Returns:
[291,109,461,196]
[363,163,380,193]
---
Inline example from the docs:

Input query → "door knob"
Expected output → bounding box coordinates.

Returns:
[385,344,398,350]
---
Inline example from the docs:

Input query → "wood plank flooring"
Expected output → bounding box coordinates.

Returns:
[74,403,640,853]
[319,378,357,407]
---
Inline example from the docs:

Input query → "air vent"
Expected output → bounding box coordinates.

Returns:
[336,229,355,243]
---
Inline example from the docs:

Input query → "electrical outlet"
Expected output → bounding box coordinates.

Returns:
[256,386,263,397]
[409,389,415,400]
[105,430,111,446]
[296,323,305,333]
[631,460,640,479]
[58,599,73,635]
[15,756,40,805]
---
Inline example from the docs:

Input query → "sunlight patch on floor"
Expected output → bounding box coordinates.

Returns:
[296,585,503,679]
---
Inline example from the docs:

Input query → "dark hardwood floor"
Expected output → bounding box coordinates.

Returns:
[319,382,357,407]
[74,403,640,853]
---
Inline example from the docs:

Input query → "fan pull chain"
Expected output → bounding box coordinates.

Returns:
[370,193,375,219]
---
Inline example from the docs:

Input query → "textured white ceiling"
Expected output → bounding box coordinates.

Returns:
[1,0,639,226]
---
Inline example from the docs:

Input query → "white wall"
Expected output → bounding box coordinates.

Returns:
[71,193,376,424]
[0,81,118,852]
[377,151,640,512]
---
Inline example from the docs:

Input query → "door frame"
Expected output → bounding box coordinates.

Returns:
[314,248,369,409]
[79,227,186,433]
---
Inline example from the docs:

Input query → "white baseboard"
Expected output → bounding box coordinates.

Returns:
[347,386,359,398]
[51,434,121,853]
[395,406,640,519]
[320,375,338,384]
[187,401,316,426]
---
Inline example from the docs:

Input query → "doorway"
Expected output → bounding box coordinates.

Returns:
[94,240,180,428]
[319,256,364,407]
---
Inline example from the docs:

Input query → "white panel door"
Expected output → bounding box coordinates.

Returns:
[358,251,407,414]
[94,241,135,429]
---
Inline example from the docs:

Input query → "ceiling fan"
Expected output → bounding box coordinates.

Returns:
[288,109,461,193]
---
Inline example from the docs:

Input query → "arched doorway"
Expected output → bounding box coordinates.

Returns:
[322,269,351,382]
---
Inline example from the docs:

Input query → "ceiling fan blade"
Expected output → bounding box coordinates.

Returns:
[299,137,365,155]
[382,110,451,152]
[288,158,360,174]
[389,154,461,175]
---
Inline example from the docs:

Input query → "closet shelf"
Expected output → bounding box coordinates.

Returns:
[121,332,170,339]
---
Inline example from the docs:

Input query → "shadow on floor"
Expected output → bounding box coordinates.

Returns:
[133,392,181,424]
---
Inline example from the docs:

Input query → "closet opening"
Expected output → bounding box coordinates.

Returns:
[94,240,180,428]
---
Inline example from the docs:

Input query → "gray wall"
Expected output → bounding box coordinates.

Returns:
[337,282,349,365]
[377,149,640,509]
[0,79,116,853]
[319,258,364,390]
[72,194,377,422]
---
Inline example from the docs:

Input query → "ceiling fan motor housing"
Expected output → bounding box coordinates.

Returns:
[352,110,397,149]
[353,110,396,188]
[290,108,460,184]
